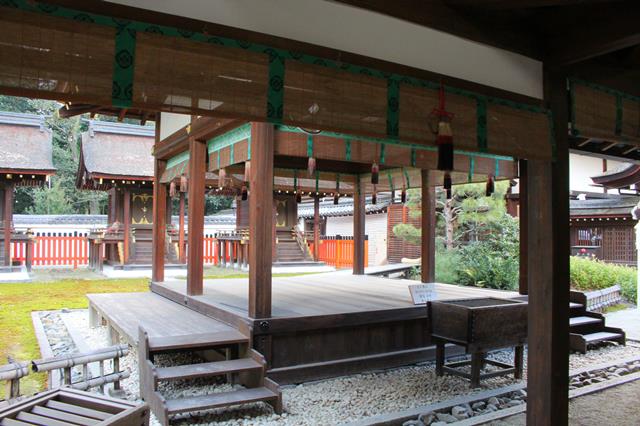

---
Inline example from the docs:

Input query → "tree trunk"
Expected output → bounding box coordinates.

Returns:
[444,199,455,250]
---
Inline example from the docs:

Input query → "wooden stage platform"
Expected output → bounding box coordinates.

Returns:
[89,273,518,384]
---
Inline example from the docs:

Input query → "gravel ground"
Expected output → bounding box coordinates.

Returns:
[56,310,640,426]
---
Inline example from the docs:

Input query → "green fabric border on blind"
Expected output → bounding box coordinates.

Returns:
[468,157,475,182]
[307,135,314,157]
[266,52,285,124]
[345,139,352,161]
[476,97,488,153]
[386,78,399,138]
[379,143,386,164]
[112,24,136,108]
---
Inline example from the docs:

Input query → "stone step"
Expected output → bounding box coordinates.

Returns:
[163,387,278,415]
[155,358,262,382]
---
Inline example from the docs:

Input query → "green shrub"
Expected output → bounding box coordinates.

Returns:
[570,256,637,303]
[435,248,461,284]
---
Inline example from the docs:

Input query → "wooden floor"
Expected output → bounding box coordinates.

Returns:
[87,292,241,346]
[157,273,518,318]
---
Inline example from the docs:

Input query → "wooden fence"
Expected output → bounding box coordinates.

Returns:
[308,237,368,268]
[12,232,89,269]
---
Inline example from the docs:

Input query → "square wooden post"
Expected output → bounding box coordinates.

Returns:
[421,170,436,283]
[3,183,13,266]
[152,161,167,283]
[519,159,528,295]
[248,122,274,318]
[526,70,570,425]
[353,179,366,275]
[187,137,206,296]
[123,188,131,264]
[313,196,320,261]
[179,191,186,263]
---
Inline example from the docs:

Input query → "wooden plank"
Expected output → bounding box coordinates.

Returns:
[178,192,185,263]
[353,180,365,275]
[248,122,274,318]
[45,400,110,421]
[519,159,528,295]
[155,358,260,381]
[152,156,167,282]
[526,69,570,426]
[30,406,98,425]
[421,170,435,282]
[148,330,247,352]
[313,196,320,261]
[122,189,130,264]
[187,137,206,295]
[16,411,75,426]
[165,387,277,414]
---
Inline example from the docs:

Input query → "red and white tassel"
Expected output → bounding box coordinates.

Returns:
[244,161,251,182]
[444,172,452,200]
[218,168,226,187]
[401,187,407,204]
[179,175,188,193]
[241,184,248,201]
[486,174,495,197]
[307,157,316,177]
[437,121,454,171]
[169,181,177,198]
[371,162,379,185]
[296,191,302,204]
[372,186,377,205]
[334,193,339,205]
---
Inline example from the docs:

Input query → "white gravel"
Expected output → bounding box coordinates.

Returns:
[58,310,640,426]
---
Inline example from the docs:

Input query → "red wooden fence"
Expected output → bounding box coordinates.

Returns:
[308,238,368,268]
[12,233,89,269]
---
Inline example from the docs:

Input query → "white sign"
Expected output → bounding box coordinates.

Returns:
[409,283,437,305]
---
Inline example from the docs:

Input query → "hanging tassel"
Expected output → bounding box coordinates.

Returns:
[486,174,495,197]
[334,178,340,205]
[371,162,379,185]
[444,172,452,200]
[169,181,177,198]
[307,156,316,176]
[218,168,226,188]
[372,186,377,205]
[244,161,251,182]
[436,121,454,171]
[241,184,248,201]
[179,174,188,193]
[334,193,339,205]
[296,191,302,203]
[401,187,407,204]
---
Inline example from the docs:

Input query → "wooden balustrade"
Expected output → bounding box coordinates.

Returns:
[308,236,369,268]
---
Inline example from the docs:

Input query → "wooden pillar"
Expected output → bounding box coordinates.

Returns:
[187,137,206,296]
[3,183,12,266]
[179,192,186,263]
[123,188,131,264]
[313,196,320,261]
[353,179,365,275]
[152,162,167,282]
[421,170,436,283]
[248,122,274,318]
[519,159,528,295]
[526,70,569,425]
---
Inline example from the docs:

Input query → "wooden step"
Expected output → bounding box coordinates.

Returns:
[148,331,247,352]
[164,387,278,415]
[582,331,624,344]
[44,400,111,421]
[30,406,99,425]
[155,358,262,382]
[570,316,602,327]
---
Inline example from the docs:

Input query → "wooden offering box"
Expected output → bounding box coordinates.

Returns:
[428,297,527,387]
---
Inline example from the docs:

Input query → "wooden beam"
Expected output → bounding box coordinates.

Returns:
[519,159,528,295]
[152,163,167,282]
[249,123,275,318]
[179,192,186,263]
[353,180,366,275]
[577,138,593,147]
[526,69,570,424]
[186,137,206,296]
[446,0,620,9]
[313,196,320,261]
[123,189,131,264]
[421,170,436,283]
[601,141,618,152]
[3,183,13,267]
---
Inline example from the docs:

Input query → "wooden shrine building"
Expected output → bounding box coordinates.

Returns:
[0,111,55,271]
[76,120,180,268]
[3,0,640,423]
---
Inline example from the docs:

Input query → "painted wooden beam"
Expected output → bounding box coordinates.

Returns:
[152,161,167,283]
[3,183,13,266]
[179,192,186,264]
[248,123,274,318]
[313,196,320,262]
[519,159,528,295]
[353,180,366,275]
[186,137,206,296]
[421,170,436,283]
[123,189,131,264]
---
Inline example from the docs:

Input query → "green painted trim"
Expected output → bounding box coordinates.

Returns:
[476,97,488,153]
[615,94,623,136]
[410,146,417,167]
[307,134,314,157]
[4,0,551,132]
[247,138,251,161]
[403,168,411,189]
[379,143,386,164]
[570,78,640,103]
[345,139,352,161]
[166,150,189,169]
[293,169,297,191]
[315,170,319,193]
[468,157,475,182]
[207,123,251,154]
[111,24,136,108]
[275,125,513,162]
[386,78,399,138]
[387,171,394,191]
[230,144,234,164]
[494,159,500,177]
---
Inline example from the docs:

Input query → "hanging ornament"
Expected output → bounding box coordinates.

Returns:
[334,193,339,205]
[218,168,227,188]
[169,181,177,198]
[244,161,251,182]
[371,162,379,185]
[241,184,248,201]
[307,156,316,177]
[444,172,452,200]
[431,84,455,171]
[179,174,188,193]
[372,186,378,205]
[401,187,407,204]
[334,176,340,205]
[296,191,302,203]
[486,174,495,197]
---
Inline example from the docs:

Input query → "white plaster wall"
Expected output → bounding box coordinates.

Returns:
[570,153,627,194]
[325,213,388,266]
[108,0,542,98]
[159,112,191,141]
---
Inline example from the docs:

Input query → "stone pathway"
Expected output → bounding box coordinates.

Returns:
[606,308,640,340]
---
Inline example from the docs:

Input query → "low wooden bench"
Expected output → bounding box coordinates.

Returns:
[0,388,149,425]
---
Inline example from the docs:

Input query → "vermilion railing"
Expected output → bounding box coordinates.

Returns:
[308,238,369,268]
[12,233,89,269]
